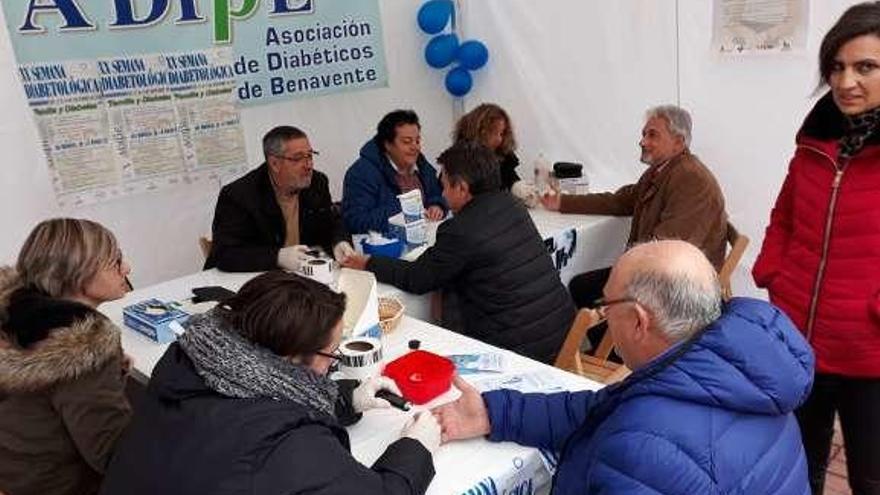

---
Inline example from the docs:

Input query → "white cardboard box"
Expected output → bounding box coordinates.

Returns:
[337,268,381,339]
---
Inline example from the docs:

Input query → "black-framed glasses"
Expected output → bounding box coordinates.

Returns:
[105,249,126,274]
[593,296,637,319]
[315,349,342,362]
[273,150,319,165]
[315,348,342,373]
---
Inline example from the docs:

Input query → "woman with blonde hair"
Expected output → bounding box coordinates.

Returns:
[0,218,132,495]
[453,103,524,191]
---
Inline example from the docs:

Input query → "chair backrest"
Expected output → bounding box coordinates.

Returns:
[554,309,632,384]
[554,309,600,374]
[718,222,749,301]
[198,236,213,260]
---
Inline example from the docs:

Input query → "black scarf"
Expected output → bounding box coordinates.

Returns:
[839,105,880,161]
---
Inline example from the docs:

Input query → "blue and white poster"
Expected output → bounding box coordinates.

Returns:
[1,0,388,206]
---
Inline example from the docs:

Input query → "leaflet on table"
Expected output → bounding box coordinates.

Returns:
[470,370,567,394]
[446,352,505,375]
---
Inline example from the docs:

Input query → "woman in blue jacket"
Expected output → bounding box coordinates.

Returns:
[342,110,446,234]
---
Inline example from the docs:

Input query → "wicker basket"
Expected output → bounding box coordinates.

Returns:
[378,296,405,334]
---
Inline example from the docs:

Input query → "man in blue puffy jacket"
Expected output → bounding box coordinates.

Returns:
[434,240,814,494]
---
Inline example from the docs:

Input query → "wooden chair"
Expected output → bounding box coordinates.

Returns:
[554,309,631,384]
[718,222,749,301]
[198,236,212,260]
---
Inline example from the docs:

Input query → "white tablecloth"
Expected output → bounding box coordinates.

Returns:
[100,270,602,495]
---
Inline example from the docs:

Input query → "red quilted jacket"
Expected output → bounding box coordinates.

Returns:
[753,93,880,377]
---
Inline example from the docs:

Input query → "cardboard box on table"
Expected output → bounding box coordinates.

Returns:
[338,268,381,339]
[123,269,380,343]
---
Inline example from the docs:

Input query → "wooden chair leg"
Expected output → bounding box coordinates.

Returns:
[430,291,443,324]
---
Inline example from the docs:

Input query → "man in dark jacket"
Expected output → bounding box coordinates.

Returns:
[434,240,813,494]
[205,126,352,272]
[342,110,446,234]
[342,141,575,364]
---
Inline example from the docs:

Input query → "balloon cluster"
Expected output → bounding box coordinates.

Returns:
[417,0,489,97]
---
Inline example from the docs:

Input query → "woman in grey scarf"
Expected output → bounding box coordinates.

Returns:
[101,271,439,495]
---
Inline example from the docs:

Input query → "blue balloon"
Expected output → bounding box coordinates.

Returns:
[445,67,472,97]
[417,0,453,35]
[457,40,489,70]
[425,34,459,69]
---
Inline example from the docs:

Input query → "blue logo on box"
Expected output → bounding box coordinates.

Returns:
[123,298,189,344]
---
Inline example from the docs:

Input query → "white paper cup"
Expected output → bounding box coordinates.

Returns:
[398,190,424,223]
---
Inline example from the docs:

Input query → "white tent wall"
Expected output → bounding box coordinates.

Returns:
[460,0,679,194]
[463,0,864,298]
[0,0,453,287]
[0,1,869,293]
[677,0,861,297]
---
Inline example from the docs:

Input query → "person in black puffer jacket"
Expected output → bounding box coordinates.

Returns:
[342,141,575,364]
[101,271,439,495]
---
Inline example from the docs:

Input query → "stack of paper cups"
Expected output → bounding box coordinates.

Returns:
[398,190,424,223]
[397,190,427,249]
[338,337,384,380]
[300,258,334,286]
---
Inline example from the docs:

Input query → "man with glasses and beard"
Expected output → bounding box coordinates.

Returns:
[205,126,353,272]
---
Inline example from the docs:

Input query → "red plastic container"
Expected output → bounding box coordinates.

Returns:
[383,350,455,404]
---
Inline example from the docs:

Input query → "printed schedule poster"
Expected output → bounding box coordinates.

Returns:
[2,0,388,206]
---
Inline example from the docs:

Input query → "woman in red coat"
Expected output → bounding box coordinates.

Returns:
[753,3,880,493]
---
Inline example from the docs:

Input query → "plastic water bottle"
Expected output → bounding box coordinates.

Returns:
[533,153,552,195]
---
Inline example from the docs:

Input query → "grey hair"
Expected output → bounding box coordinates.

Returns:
[623,268,722,342]
[645,105,692,148]
[261,126,307,161]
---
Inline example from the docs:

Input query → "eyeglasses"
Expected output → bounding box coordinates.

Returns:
[273,150,319,165]
[315,348,342,362]
[108,250,125,273]
[593,296,637,319]
[315,348,342,373]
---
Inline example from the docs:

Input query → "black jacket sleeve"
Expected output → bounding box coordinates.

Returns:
[366,223,468,295]
[254,425,435,494]
[334,379,363,427]
[305,173,350,253]
[499,153,521,191]
[207,186,280,272]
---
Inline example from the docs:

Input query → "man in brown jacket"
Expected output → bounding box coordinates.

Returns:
[543,105,727,309]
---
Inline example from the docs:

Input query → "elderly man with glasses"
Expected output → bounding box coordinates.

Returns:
[205,126,352,272]
[433,240,814,494]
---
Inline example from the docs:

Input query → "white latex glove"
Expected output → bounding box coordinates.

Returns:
[510,180,539,208]
[277,245,310,271]
[352,376,403,413]
[402,411,441,454]
[332,241,356,262]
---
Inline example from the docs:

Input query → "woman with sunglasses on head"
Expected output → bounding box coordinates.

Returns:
[101,271,439,495]
[753,3,880,493]
[0,218,133,495]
